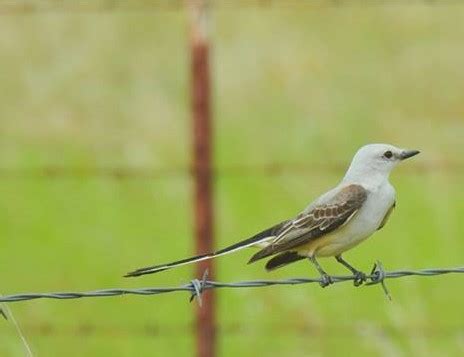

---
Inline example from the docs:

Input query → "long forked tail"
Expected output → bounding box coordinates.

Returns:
[124,220,289,278]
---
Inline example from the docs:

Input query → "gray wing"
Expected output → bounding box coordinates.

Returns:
[248,184,368,264]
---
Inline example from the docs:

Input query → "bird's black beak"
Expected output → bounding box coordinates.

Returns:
[400,149,420,160]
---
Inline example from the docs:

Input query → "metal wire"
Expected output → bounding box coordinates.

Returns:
[0,263,463,304]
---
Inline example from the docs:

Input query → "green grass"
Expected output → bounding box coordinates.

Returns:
[0,2,464,356]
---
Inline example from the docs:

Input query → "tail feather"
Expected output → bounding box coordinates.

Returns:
[124,220,289,278]
[264,251,305,271]
[124,253,211,277]
[247,245,276,264]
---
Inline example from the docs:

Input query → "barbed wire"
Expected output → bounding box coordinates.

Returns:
[0,263,463,305]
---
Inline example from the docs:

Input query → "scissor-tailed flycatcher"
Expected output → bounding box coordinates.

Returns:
[125,144,419,286]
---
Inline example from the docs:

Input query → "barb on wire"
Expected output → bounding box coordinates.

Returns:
[0,294,34,356]
[0,264,463,306]
[365,260,391,300]
[189,270,209,306]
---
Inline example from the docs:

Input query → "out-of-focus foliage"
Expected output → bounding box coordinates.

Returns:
[0,2,463,356]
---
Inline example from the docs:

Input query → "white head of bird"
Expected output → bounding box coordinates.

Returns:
[342,144,420,185]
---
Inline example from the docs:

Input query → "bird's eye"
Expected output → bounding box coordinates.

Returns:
[383,150,393,159]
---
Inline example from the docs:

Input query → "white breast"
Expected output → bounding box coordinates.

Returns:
[315,182,396,257]
[361,182,395,227]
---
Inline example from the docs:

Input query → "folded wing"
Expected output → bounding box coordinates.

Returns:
[248,184,368,264]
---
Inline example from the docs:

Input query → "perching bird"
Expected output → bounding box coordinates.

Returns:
[125,143,419,286]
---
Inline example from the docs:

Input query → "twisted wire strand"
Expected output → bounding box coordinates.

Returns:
[0,265,463,304]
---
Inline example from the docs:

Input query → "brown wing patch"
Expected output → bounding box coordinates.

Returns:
[377,201,396,230]
[248,184,367,264]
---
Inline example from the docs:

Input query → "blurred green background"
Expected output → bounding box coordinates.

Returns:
[0,1,464,356]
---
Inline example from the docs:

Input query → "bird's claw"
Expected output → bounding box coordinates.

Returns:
[319,274,333,288]
[353,271,367,287]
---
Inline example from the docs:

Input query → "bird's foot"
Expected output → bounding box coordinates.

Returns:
[319,273,334,288]
[353,271,367,287]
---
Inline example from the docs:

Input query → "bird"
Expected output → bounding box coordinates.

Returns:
[125,143,420,287]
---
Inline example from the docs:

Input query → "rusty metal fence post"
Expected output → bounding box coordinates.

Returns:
[187,1,216,357]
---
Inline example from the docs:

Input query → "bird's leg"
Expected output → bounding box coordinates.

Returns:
[335,255,366,287]
[308,256,333,288]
